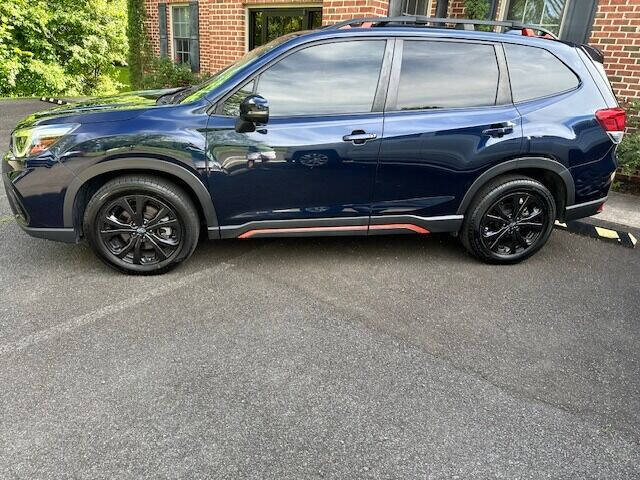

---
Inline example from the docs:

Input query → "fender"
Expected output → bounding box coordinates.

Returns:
[456,157,575,215]
[63,158,219,236]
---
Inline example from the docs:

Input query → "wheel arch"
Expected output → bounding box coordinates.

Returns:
[64,158,219,238]
[456,157,575,217]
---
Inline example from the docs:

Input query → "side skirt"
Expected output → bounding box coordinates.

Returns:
[217,215,464,239]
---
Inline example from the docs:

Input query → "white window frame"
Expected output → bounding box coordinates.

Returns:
[498,0,570,37]
[170,4,191,64]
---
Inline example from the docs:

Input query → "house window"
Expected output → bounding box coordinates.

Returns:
[402,0,430,15]
[249,8,322,50]
[172,5,191,65]
[506,0,568,36]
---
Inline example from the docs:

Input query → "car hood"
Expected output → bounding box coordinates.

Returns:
[15,88,184,129]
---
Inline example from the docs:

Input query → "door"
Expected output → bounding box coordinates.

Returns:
[373,39,523,231]
[206,39,391,238]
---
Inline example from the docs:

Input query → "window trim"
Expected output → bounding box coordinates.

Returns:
[213,37,393,119]
[384,37,510,114]
[501,41,582,105]
[171,4,191,65]
[247,6,323,51]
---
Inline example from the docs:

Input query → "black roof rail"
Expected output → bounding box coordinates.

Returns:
[325,16,558,39]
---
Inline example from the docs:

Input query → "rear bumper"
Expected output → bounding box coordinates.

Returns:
[563,196,607,222]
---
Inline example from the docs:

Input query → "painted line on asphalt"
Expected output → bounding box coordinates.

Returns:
[0,215,15,225]
[0,261,235,356]
[555,220,637,248]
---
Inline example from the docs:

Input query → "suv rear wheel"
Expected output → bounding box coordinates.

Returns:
[83,175,200,275]
[461,175,556,264]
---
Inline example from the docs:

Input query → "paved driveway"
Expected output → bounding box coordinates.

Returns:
[1,99,639,479]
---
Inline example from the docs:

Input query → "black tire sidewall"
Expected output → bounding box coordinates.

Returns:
[464,178,556,264]
[84,178,199,274]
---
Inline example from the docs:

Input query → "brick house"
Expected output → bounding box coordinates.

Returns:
[144,0,640,103]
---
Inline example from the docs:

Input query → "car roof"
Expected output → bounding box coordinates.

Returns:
[290,25,576,54]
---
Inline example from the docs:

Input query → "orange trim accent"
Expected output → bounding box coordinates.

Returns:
[238,225,368,239]
[237,223,430,239]
[369,223,430,234]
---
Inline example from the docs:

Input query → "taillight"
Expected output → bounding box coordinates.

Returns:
[595,108,626,144]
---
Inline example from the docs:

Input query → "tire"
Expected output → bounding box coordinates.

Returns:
[83,175,200,275]
[461,174,556,264]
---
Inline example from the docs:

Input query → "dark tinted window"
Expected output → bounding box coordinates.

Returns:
[257,40,385,116]
[396,41,499,110]
[505,43,579,102]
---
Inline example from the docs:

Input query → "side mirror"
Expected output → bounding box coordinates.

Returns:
[236,95,269,133]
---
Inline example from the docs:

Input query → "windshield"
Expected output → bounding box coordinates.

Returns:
[180,33,303,104]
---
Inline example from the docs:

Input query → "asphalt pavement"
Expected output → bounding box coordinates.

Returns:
[1,99,639,479]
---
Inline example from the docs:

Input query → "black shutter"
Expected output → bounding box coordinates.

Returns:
[561,0,598,44]
[189,1,200,73]
[158,3,168,58]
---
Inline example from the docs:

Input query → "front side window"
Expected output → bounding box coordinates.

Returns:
[506,0,568,36]
[256,40,386,116]
[396,41,499,111]
[172,6,191,65]
[504,43,579,102]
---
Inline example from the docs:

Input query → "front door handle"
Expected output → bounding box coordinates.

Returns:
[482,122,515,138]
[343,130,377,145]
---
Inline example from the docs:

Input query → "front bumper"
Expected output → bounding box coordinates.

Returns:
[3,151,78,242]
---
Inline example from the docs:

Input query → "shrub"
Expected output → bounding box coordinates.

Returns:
[617,101,640,175]
[140,57,206,90]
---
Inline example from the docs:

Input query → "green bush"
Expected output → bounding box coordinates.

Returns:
[618,100,640,174]
[140,57,206,90]
[0,0,127,97]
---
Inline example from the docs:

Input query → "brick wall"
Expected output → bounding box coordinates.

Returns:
[144,0,389,74]
[322,0,387,24]
[589,0,640,105]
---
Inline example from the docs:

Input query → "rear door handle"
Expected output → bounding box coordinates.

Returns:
[482,122,515,137]
[343,130,377,145]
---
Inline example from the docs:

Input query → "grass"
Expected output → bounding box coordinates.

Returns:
[114,66,131,92]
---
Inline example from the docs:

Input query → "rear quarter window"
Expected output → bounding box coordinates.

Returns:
[504,43,580,103]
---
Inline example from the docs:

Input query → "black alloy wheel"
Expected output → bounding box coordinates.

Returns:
[84,175,200,275]
[98,194,183,266]
[479,191,548,258]
[461,175,556,264]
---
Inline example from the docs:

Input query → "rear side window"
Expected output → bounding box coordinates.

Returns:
[396,41,499,110]
[504,43,579,103]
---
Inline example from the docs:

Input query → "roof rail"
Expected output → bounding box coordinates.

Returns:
[326,16,558,39]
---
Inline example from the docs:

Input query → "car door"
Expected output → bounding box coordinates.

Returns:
[372,38,523,232]
[205,39,392,238]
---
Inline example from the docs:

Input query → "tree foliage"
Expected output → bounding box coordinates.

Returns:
[0,0,127,97]
[127,0,150,89]
[464,0,491,20]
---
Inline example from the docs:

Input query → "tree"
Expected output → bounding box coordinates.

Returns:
[0,0,127,97]
[127,0,150,89]
[464,0,491,21]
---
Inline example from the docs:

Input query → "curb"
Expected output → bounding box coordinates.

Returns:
[40,97,69,105]
[555,220,637,249]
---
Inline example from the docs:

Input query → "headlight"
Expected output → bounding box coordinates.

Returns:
[11,123,80,158]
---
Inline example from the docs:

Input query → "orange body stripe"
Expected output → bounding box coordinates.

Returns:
[237,223,429,239]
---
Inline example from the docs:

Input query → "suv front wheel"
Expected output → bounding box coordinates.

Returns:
[83,175,200,275]
[461,174,556,264]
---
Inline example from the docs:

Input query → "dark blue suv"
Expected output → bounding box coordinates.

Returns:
[3,17,626,274]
